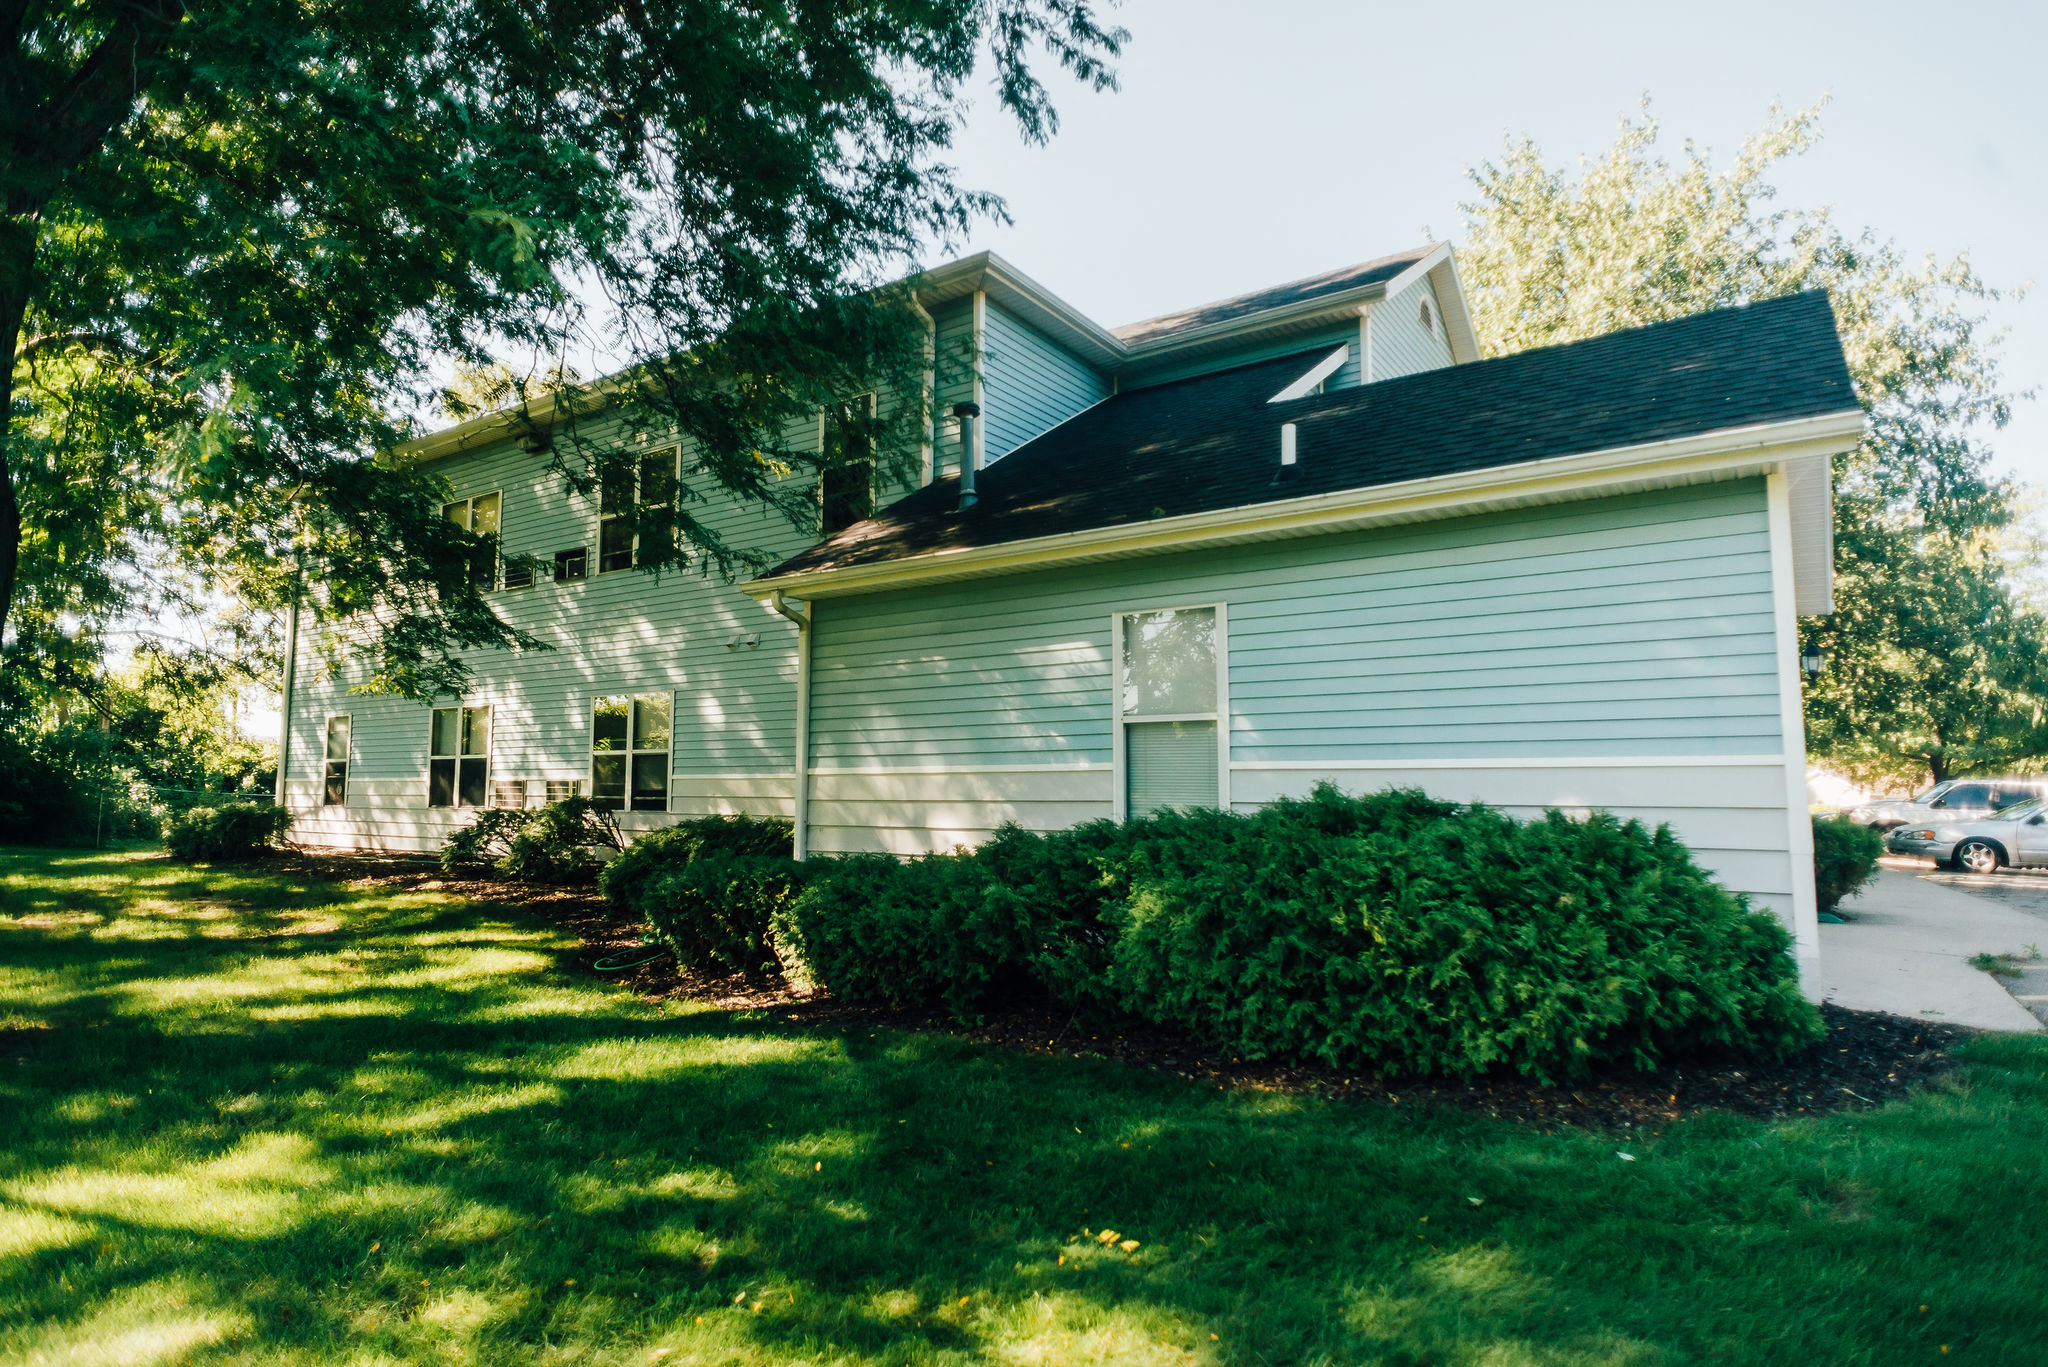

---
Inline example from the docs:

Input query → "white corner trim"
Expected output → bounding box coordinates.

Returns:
[1269,345,1352,402]
[1767,469,1821,961]
[749,409,1866,601]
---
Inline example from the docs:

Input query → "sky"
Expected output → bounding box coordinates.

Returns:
[933,0,2048,485]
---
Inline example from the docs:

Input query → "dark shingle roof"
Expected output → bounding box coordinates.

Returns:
[763,291,1856,582]
[1110,245,1435,346]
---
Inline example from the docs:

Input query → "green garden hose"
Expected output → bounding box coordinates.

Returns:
[594,934,670,972]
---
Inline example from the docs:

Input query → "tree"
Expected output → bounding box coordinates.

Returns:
[1456,102,2041,788]
[3,0,1125,698]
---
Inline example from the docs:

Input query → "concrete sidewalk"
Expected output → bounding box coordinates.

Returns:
[1803,866,2044,1032]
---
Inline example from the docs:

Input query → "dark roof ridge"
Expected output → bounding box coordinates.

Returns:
[1110,244,1437,346]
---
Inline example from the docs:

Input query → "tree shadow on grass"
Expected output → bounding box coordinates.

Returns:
[2,854,2045,1365]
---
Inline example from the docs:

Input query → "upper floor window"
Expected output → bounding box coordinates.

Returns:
[323,714,351,807]
[591,693,671,811]
[599,449,678,573]
[429,704,491,808]
[822,394,876,535]
[443,492,501,590]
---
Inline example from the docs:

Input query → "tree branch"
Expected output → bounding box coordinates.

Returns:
[13,330,157,365]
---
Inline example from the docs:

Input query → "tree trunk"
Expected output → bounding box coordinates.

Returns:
[0,276,25,648]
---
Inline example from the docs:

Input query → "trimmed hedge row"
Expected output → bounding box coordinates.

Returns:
[597,788,1821,1081]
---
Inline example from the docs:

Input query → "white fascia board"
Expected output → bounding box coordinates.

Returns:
[748,409,1865,602]
[913,251,1128,370]
[1268,345,1352,402]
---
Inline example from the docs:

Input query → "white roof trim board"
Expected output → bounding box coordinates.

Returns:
[746,410,1863,605]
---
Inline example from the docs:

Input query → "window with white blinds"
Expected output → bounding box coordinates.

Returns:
[1116,605,1225,819]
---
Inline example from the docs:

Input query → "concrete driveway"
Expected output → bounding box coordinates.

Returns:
[1802,856,2046,1032]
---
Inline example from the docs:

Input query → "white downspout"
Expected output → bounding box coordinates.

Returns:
[767,590,812,859]
[1358,302,1375,384]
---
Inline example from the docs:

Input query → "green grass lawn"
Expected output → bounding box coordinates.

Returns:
[3,848,2045,1366]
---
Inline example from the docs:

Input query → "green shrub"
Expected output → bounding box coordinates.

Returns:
[642,855,807,977]
[440,798,623,884]
[774,852,1020,1015]
[162,801,292,861]
[599,813,794,912]
[778,785,1820,1080]
[440,808,533,874]
[1812,815,1884,915]
[499,798,623,884]
[1104,793,1820,1081]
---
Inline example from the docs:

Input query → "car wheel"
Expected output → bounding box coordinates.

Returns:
[1956,840,2003,876]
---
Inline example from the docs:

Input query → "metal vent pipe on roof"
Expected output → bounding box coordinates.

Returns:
[954,401,981,510]
[1275,421,1299,484]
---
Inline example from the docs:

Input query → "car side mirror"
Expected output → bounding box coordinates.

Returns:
[2030,815,2045,826]
[1929,798,1947,809]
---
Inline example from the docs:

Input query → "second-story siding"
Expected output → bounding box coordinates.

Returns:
[981,303,1109,462]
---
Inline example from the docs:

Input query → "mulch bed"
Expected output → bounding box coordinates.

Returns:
[284,847,1975,1132]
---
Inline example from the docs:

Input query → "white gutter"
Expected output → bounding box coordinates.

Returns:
[764,590,812,859]
[746,409,1867,603]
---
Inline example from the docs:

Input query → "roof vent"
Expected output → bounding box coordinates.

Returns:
[1273,422,1299,484]
[1419,299,1434,334]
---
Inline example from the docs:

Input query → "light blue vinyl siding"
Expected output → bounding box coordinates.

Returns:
[285,414,821,830]
[1371,276,1456,380]
[981,303,1109,462]
[806,479,1780,771]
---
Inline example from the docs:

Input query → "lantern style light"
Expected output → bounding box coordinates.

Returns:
[1800,644,1825,678]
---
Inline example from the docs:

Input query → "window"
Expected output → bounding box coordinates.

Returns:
[502,556,537,590]
[822,393,876,535]
[323,715,351,806]
[1942,783,1993,809]
[554,547,588,583]
[598,448,678,573]
[1114,605,1226,820]
[591,693,671,811]
[428,705,491,808]
[443,492,501,590]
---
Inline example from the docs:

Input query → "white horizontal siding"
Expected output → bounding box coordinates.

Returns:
[803,479,1802,929]
[283,410,823,852]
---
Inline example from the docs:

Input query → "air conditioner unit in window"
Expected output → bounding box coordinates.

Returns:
[490,781,534,810]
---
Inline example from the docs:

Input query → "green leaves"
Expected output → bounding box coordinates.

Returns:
[3,0,1125,702]
[1459,100,2038,788]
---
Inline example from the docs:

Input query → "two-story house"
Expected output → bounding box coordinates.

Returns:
[279,242,1859,958]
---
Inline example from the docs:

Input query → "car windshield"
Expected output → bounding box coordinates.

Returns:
[1909,782,1952,803]
[1999,798,2048,821]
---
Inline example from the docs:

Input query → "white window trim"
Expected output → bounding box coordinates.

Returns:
[1109,601,1230,822]
[426,703,492,809]
[444,490,504,590]
[588,689,676,812]
[323,713,352,808]
[597,446,680,574]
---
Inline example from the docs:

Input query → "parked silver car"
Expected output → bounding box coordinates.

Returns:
[1885,796,2048,873]
[1850,777,2048,831]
